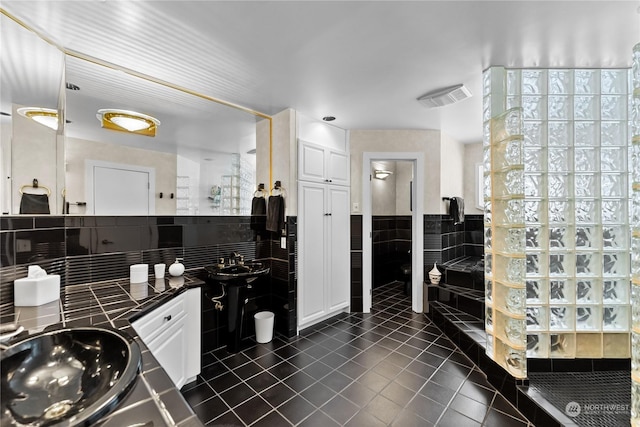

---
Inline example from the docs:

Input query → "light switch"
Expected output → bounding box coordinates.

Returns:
[353,202,359,211]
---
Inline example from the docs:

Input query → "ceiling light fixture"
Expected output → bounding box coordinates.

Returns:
[96,109,160,137]
[17,107,59,130]
[322,116,336,122]
[417,83,472,109]
[374,170,393,180]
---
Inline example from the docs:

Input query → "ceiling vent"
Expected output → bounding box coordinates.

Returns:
[417,84,471,109]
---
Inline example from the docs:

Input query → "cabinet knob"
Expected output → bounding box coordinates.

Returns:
[164,315,172,322]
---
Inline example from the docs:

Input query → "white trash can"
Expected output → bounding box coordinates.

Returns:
[254,311,274,343]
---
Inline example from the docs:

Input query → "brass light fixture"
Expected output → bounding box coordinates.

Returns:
[96,109,160,137]
[17,107,59,130]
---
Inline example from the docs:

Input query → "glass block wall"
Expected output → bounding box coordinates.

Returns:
[483,67,528,378]
[485,66,631,373]
[631,43,640,426]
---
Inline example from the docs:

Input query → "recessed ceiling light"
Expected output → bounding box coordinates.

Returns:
[322,116,336,122]
[96,109,160,137]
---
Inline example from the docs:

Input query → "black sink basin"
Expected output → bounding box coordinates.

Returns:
[203,261,270,353]
[1,327,141,426]
[204,262,270,282]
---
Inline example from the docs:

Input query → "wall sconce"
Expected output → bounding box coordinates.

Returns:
[96,109,160,137]
[374,170,393,180]
[17,107,59,130]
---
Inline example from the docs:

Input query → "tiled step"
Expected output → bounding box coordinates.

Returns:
[428,283,485,320]
[427,301,565,427]
[441,256,484,291]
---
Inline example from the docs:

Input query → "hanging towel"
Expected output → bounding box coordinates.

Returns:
[250,196,267,230]
[450,197,464,225]
[266,195,285,232]
[20,193,50,214]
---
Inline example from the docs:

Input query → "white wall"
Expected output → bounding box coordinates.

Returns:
[371,160,397,215]
[1,115,12,214]
[395,160,413,215]
[11,105,59,214]
[65,136,177,215]
[439,132,465,214]
[464,142,483,214]
[350,129,441,214]
[371,160,413,216]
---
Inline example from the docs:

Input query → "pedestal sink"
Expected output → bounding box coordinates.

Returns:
[204,261,270,353]
[1,327,141,426]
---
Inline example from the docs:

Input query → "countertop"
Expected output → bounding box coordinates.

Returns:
[0,271,207,427]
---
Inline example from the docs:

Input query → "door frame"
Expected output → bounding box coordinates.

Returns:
[363,152,424,313]
[85,159,155,215]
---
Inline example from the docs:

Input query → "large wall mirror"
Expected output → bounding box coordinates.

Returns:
[1,11,266,216]
[0,12,65,215]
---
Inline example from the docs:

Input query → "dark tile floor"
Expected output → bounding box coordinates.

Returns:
[180,282,533,426]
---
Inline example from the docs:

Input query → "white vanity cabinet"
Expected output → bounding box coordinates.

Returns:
[132,287,201,389]
[298,139,350,186]
[298,136,350,330]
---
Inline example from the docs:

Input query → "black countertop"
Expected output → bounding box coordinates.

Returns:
[0,271,207,427]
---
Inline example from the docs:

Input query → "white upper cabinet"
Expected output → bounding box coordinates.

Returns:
[299,139,349,186]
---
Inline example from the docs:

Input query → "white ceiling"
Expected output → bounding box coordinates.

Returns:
[1,1,638,144]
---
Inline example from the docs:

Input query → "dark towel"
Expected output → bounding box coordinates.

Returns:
[450,197,464,225]
[266,195,285,232]
[250,196,266,230]
[20,193,50,214]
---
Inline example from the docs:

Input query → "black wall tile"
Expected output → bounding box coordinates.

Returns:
[1,217,34,230]
[15,228,65,264]
[1,232,15,267]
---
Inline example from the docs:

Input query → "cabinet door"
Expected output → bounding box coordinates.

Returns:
[299,141,326,182]
[327,186,350,311]
[298,182,327,326]
[146,314,187,388]
[327,149,349,186]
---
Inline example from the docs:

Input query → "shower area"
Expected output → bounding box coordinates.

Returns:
[483,65,634,425]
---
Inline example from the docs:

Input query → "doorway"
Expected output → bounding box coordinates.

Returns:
[86,160,155,215]
[362,152,424,313]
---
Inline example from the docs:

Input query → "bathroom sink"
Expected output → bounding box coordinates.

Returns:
[1,327,141,426]
[204,262,270,282]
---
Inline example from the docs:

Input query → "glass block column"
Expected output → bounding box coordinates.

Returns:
[483,67,527,378]
[485,66,631,378]
[502,68,631,360]
[631,42,640,427]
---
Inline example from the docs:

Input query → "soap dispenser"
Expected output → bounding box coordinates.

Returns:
[169,258,185,277]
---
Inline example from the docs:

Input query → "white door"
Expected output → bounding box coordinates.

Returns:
[327,186,350,311]
[87,160,155,215]
[298,182,327,326]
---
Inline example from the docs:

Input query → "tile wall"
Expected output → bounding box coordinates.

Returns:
[349,214,482,310]
[0,215,297,352]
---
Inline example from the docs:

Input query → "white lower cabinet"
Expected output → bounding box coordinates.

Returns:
[132,287,201,389]
[298,181,350,330]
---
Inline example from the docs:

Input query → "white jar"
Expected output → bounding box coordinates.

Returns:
[168,258,185,277]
